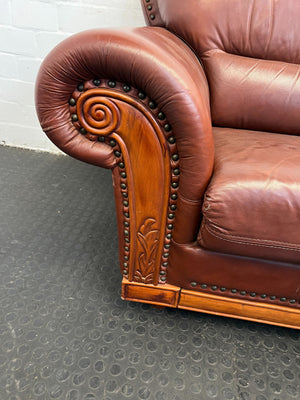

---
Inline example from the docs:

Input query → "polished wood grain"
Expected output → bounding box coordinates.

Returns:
[76,86,171,285]
[122,280,300,329]
[179,290,300,329]
[110,94,171,285]
[122,278,180,307]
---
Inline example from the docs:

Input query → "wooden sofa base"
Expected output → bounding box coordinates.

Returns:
[122,278,300,329]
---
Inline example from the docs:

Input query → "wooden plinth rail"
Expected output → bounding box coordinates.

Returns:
[122,278,300,329]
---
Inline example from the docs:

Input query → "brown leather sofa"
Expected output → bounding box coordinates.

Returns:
[35,0,300,329]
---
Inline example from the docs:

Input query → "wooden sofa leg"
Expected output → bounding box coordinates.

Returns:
[121,278,180,308]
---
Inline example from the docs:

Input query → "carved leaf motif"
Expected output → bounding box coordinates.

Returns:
[134,270,154,284]
[135,218,159,283]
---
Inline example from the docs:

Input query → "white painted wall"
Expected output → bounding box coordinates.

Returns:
[0,0,145,152]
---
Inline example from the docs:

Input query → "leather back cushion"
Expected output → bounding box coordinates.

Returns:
[144,0,300,134]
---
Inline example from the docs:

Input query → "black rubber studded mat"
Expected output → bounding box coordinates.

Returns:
[0,145,299,400]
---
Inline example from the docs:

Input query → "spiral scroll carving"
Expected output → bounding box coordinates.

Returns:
[76,90,120,136]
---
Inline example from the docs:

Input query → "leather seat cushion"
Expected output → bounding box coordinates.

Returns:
[198,127,300,264]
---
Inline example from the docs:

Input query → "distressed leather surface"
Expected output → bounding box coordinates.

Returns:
[168,241,300,302]
[143,0,300,134]
[198,128,300,264]
[143,0,300,62]
[202,51,300,135]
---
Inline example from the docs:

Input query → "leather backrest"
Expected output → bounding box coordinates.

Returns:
[142,0,300,135]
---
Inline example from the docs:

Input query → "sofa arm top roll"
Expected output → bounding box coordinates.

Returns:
[35,27,214,199]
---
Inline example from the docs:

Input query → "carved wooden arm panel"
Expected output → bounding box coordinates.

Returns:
[68,79,180,287]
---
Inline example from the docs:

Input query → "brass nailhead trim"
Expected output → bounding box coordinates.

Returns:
[93,79,101,86]
[77,83,84,91]
[108,80,116,88]
[190,282,297,305]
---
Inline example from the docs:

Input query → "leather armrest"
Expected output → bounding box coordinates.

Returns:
[35,27,214,201]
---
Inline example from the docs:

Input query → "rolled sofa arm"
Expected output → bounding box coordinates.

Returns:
[35,27,214,294]
[36,27,213,198]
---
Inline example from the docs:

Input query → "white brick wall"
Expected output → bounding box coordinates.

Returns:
[0,0,145,152]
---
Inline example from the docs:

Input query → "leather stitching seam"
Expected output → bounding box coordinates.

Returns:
[202,223,300,252]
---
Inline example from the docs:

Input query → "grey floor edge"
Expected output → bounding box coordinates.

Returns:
[0,145,299,400]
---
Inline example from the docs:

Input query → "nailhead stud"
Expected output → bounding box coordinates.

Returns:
[93,79,101,86]
[147,5,152,11]
[160,270,166,275]
[150,14,155,20]
[167,224,173,229]
[121,172,127,178]
[108,80,116,88]
[168,137,176,144]
[171,194,177,200]
[119,162,125,168]
[71,114,78,122]
[123,84,131,92]
[110,139,116,147]
[201,284,207,289]
[164,124,171,132]
[69,98,76,106]
[149,100,157,109]
[191,282,197,287]
[160,276,166,281]
[77,83,84,91]
[138,92,146,100]
[158,112,165,120]
[172,182,178,188]
[114,150,121,157]
[79,128,86,135]
[123,201,129,207]
[211,285,218,290]
[173,169,180,175]
[172,154,179,161]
